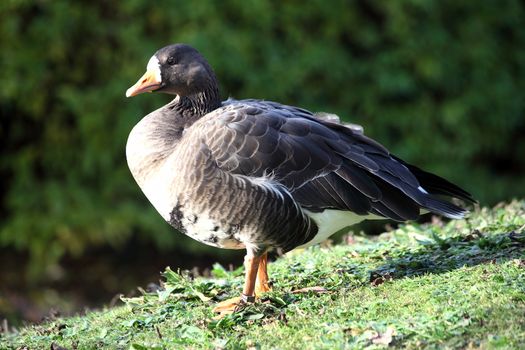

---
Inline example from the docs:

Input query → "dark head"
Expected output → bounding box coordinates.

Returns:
[126,44,218,99]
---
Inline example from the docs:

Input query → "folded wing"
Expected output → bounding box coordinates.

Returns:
[199,100,473,221]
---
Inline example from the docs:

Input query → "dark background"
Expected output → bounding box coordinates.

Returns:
[1,0,524,325]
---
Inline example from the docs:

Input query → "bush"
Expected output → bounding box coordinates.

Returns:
[1,0,524,277]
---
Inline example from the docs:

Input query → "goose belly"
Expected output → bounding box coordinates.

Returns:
[139,175,246,249]
[169,206,246,250]
[296,209,380,249]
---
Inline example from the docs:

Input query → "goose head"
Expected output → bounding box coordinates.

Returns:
[126,44,217,98]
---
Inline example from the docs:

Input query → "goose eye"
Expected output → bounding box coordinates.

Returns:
[167,56,176,65]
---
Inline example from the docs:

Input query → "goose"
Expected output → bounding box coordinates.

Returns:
[125,44,474,316]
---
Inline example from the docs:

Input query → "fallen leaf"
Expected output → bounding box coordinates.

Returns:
[370,272,393,286]
[98,327,108,338]
[50,342,70,350]
[513,259,525,268]
[157,285,177,302]
[246,313,264,320]
[291,286,328,294]
[371,326,396,345]
[192,289,211,302]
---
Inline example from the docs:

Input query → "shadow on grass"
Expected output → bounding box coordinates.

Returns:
[369,230,525,284]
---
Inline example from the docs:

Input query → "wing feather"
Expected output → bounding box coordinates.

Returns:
[195,99,471,221]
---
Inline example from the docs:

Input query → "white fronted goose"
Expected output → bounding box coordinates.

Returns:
[125,44,474,315]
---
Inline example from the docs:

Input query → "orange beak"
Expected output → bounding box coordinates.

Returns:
[126,69,162,97]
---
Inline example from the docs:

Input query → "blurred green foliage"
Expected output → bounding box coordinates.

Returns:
[0,0,524,279]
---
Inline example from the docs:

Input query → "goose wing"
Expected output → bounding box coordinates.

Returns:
[197,99,470,220]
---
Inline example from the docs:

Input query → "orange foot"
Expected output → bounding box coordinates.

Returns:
[213,252,272,319]
[255,280,272,295]
[212,296,245,319]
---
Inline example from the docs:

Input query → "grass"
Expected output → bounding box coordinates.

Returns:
[1,201,525,349]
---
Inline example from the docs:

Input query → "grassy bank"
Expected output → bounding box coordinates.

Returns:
[1,201,524,349]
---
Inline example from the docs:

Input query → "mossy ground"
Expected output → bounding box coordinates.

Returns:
[2,201,524,349]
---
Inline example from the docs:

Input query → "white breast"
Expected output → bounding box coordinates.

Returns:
[126,112,181,221]
[139,167,177,221]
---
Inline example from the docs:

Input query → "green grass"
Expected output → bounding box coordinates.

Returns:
[2,201,525,349]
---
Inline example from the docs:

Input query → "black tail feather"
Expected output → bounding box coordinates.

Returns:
[392,156,476,204]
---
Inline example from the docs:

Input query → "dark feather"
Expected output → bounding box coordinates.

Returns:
[392,156,476,203]
[335,164,381,200]
[293,175,371,215]
[198,99,472,221]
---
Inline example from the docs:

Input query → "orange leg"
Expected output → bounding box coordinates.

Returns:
[213,253,261,316]
[241,254,261,297]
[255,252,272,294]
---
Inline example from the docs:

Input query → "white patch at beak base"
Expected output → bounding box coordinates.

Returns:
[146,55,162,83]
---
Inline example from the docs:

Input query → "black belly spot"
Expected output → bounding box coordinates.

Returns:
[227,223,240,236]
[207,235,218,244]
[191,215,199,224]
[169,204,185,233]
[213,226,220,232]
